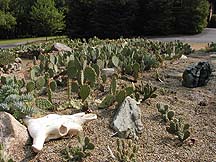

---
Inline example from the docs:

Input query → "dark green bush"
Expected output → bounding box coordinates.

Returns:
[0,50,16,66]
[136,0,174,35]
[66,0,210,38]
[66,0,95,38]
[173,0,209,34]
[209,14,216,28]
[67,0,139,38]
[90,0,139,38]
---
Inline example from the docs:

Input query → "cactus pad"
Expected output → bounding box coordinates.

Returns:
[79,85,90,102]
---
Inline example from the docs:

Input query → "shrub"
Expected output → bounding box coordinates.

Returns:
[66,0,139,38]
[209,14,216,28]
[0,50,16,66]
[66,0,95,38]
[136,0,175,35]
[173,0,209,34]
[89,0,139,38]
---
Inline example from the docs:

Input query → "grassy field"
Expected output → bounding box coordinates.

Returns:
[0,36,66,45]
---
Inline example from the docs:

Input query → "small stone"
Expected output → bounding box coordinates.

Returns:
[198,100,208,106]
[15,57,22,63]
[101,68,115,77]
[52,43,72,52]
[180,55,187,59]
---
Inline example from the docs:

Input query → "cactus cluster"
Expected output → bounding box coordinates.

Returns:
[156,103,175,122]
[156,102,191,143]
[62,135,95,161]
[35,98,53,110]
[0,77,34,120]
[166,118,190,142]
[135,82,157,102]
[115,139,138,162]
[99,77,135,109]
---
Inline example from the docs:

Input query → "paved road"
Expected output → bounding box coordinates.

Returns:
[0,42,28,49]
[1,28,216,49]
[148,28,216,43]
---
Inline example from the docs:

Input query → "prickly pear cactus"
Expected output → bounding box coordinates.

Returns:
[166,118,190,142]
[115,90,126,105]
[35,98,53,110]
[67,60,78,79]
[133,63,140,81]
[101,74,107,83]
[110,76,117,95]
[91,64,100,77]
[84,66,97,88]
[36,76,46,90]
[79,85,90,102]
[26,81,36,93]
[156,103,175,122]
[50,80,57,91]
[71,81,79,93]
[98,94,115,109]
[115,139,138,162]
[112,55,119,67]
[137,82,157,102]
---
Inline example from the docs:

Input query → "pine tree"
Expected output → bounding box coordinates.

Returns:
[30,0,65,37]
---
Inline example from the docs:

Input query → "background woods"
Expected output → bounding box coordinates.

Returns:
[0,0,212,39]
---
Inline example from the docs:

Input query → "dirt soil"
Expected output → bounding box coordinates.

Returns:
[8,50,216,162]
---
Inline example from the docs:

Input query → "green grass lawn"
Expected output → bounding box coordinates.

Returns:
[0,36,66,45]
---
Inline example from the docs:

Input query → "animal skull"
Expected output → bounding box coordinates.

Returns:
[23,112,97,152]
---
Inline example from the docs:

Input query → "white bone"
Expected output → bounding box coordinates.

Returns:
[23,113,97,152]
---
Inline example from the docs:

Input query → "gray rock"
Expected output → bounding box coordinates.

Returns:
[15,57,22,63]
[111,96,144,139]
[0,112,30,161]
[182,61,212,88]
[53,43,72,52]
[101,68,115,77]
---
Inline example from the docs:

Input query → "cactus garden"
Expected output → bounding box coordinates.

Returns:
[0,38,216,162]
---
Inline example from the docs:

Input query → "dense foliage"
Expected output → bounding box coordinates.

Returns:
[67,0,210,38]
[174,0,209,34]
[0,0,66,39]
[136,0,174,35]
[0,0,210,39]
[30,0,65,36]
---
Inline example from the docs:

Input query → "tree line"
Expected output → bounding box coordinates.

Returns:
[0,0,210,39]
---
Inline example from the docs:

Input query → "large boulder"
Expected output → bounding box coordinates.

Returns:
[182,61,212,88]
[111,96,144,139]
[0,112,30,161]
[52,43,72,52]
